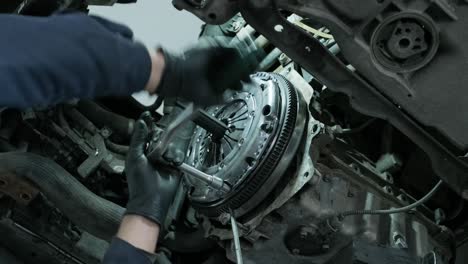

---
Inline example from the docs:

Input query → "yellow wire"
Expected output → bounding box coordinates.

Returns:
[293,21,334,39]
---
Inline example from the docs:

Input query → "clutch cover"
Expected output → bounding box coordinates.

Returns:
[185,73,307,217]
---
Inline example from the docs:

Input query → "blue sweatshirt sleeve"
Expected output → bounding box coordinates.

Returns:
[103,238,153,264]
[0,13,151,109]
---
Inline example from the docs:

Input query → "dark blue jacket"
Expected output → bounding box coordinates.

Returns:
[103,238,153,264]
[0,13,153,263]
[0,13,151,109]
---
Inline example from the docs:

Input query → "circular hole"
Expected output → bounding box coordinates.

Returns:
[398,38,411,49]
[407,94,412,98]
[312,124,319,133]
[399,38,411,48]
[208,13,217,20]
[245,157,255,167]
[0,179,6,187]
[228,124,237,132]
[20,193,31,201]
[274,24,284,32]
[303,172,310,178]
[262,105,272,116]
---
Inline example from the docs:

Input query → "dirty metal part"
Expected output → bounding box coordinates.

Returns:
[372,13,438,72]
[147,103,197,163]
[244,67,320,228]
[0,172,39,205]
[228,154,453,263]
[239,0,468,199]
[172,0,239,24]
[144,103,230,192]
[186,73,308,218]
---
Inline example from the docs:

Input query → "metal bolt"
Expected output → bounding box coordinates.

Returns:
[218,212,231,225]
[101,128,110,137]
[261,122,274,133]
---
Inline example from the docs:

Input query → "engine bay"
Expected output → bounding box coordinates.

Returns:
[2,1,468,263]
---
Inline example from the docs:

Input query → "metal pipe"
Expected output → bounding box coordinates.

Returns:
[179,163,230,193]
[230,215,243,264]
[258,48,282,71]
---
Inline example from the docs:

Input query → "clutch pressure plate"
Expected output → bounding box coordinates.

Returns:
[185,73,307,218]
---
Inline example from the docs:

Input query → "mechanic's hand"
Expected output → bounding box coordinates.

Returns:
[156,37,261,106]
[124,112,180,225]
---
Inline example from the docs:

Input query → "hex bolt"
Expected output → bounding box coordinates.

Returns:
[101,128,110,138]
[261,122,274,133]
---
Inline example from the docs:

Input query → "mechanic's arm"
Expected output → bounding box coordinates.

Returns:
[103,113,178,264]
[0,13,163,109]
[0,13,260,109]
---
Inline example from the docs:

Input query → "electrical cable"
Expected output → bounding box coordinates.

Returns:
[339,180,443,218]
[293,21,334,39]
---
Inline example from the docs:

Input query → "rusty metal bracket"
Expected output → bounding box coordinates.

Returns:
[0,172,39,205]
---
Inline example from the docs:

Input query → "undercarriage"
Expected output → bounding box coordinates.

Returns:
[1,1,468,263]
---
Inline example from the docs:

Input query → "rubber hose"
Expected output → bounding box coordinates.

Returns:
[105,140,129,155]
[0,152,124,241]
[77,100,135,137]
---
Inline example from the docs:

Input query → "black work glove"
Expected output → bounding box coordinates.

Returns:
[156,37,261,106]
[124,112,180,225]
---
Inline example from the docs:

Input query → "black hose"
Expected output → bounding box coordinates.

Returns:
[77,100,135,137]
[105,140,129,155]
[0,152,124,241]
